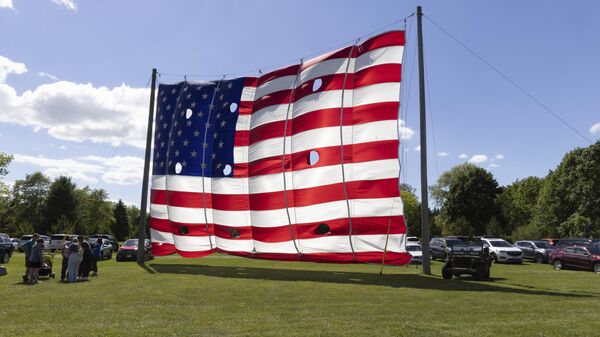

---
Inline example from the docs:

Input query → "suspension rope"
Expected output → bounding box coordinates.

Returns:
[200,76,226,250]
[424,14,593,144]
[281,61,304,256]
[339,42,359,261]
[424,56,440,178]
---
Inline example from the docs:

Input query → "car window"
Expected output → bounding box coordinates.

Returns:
[488,240,512,248]
[574,247,588,255]
[564,247,575,253]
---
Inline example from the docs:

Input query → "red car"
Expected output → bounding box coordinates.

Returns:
[549,245,600,273]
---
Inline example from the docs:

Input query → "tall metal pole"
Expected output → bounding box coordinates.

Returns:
[416,6,431,275]
[138,68,157,264]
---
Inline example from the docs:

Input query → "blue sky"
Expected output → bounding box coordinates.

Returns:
[1,0,599,206]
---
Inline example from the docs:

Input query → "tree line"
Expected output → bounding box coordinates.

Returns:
[401,140,600,241]
[1,140,599,242]
[0,153,141,240]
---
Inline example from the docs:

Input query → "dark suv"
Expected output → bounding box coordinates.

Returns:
[554,238,593,249]
[514,240,556,263]
[90,234,119,252]
[429,237,465,260]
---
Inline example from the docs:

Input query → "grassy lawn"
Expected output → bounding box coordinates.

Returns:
[1,252,599,337]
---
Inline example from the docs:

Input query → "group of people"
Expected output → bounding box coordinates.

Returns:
[23,233,103,284]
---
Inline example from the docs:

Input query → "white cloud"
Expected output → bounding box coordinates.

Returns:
[0,0,14,10]
[0,55,27,83]
[0,56,150,148]
[398,119,414,140]
[12,154,144,186]
[38,72,59,81]
[52,0,77,11]
[437,152,448,157]
[590,123,600,135]
[489,163,500,168]
[414,145,421,152]
[458,153,468,159]
[468,154,488,163]
[495,154,504,160]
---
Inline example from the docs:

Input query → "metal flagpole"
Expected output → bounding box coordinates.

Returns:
[416,6,431,275]
[138,68,158,264]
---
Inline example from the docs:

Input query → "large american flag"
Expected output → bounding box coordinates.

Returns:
[150,30,411,265]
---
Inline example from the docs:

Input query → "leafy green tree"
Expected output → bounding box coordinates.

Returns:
[400,183,421,237]
[497,176,543,236]
[42,176,78,234]
[0,152,13,230]
[431,163,500,236]
[127,204,141,237]
[11,172,51,233]
[533,141,600,237]
[111,199,129,241]
[75,187,113,235]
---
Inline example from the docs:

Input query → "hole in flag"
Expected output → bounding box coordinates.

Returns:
[229,102,238,113]
[315,223,330,235]
[185,108,193,119]
[175,162,182,174]
[230,229,240,239]
[223,164,232,176]
[312,78,322,92]
[308,150,320,166]
[178,226,189,235]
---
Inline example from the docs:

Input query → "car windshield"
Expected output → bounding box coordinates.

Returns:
[406,245,421,252]
[488,240,512,247]
[533,241,550,248]
[124,239,138,246]
[446,239,463,245]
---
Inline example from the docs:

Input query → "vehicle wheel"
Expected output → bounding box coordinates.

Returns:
[429,250,435,261]
[594,263,600,274]
[553,259,562,270]
[108,252,112,260]
[1,252,9,264]
[490,253,498,263]
[475,264,486,281]
[485,268,490,279]
[442,265,452,279]
[534,254,544,264]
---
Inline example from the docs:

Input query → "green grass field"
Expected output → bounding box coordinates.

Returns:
[1,252,599,337]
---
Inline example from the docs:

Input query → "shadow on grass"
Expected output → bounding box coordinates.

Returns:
[149,263,594,298]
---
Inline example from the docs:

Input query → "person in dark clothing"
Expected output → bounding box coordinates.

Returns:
[91,238,102,276]
[79,241,93,281]
[60,240,70,282]
[28,238,45,284]
[22,233,39,283]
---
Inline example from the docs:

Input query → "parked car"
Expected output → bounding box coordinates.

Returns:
[49,234,70,251]
[554,238,592,249]
[481,238,523,263]
[406,243,422,264]
[514,240,556,263]
[549,246,600,273]
[429,237,465,260]
[91,239,113,260]
[407,236,420,244]
[116,239,152,262]
[90,234,119,252]
[18,235,50,251]
[11,238,19,250]
[0,235,14,263]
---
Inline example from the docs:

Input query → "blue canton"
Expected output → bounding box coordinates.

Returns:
[152,79,244,177]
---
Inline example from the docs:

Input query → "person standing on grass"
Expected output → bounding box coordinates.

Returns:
[60,240,70,282]
[67,238,82,283]
[28,238,45,284]
[79,240,93,281]
[91,238,102,276]
[22,233,39,283]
